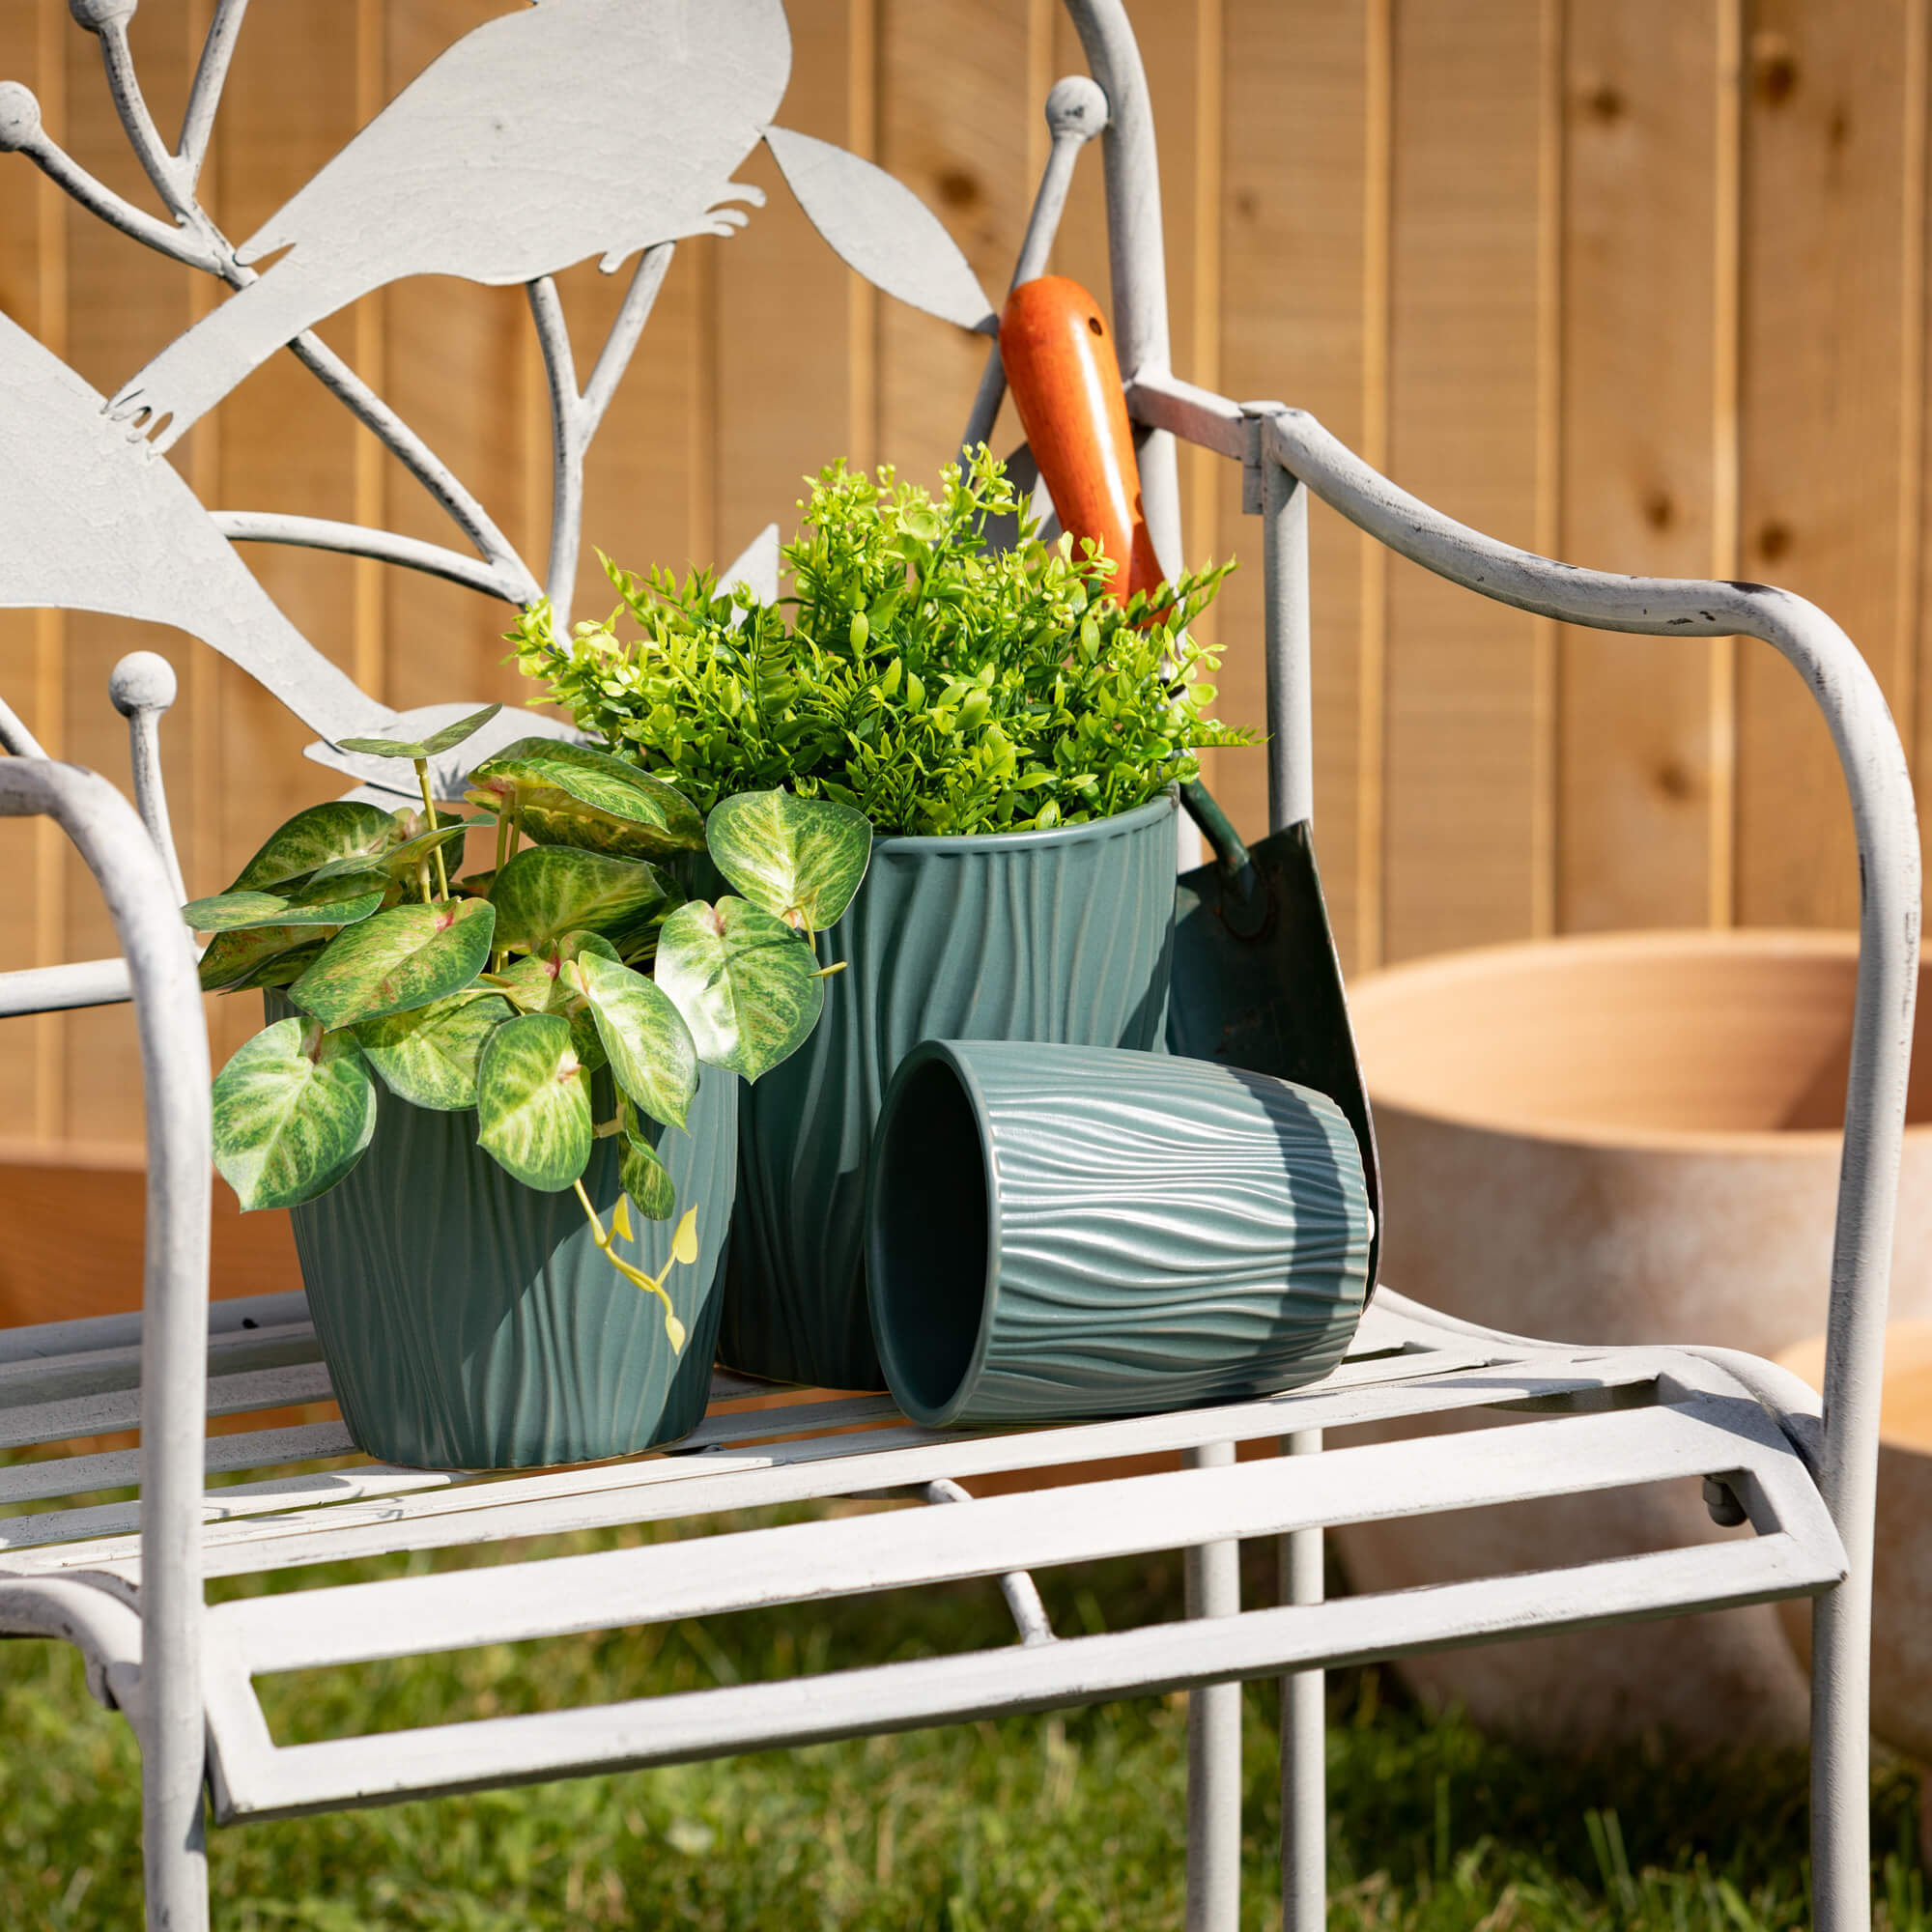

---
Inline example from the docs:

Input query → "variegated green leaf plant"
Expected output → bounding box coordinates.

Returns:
[190,704,871,1350]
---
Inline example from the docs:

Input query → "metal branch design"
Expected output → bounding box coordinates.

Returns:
[528,242,675,626]
[0,0,1009,656]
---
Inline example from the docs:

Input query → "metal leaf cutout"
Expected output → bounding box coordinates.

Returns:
[110,0,796,453]
[761,124,997,333]
[721,522,781,609]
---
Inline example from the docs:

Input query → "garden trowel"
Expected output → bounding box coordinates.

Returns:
[1170,779,1381,1294]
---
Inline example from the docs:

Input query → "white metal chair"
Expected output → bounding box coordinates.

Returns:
[0,4,1916,1929]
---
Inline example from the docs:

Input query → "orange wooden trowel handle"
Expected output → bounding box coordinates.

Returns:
[999,275,1163,601]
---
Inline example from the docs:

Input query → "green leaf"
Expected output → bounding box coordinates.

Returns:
[334,702,500,761]
[243,938,331,990]
[467,740,704,857]
[310,821,469,892]
[182,881,384,933]
[419,704,502,755]
[670,1205,698,1265]
[653,896,824,1082]
[354,989,514,1111]
[488,846,666,952]
[618,1105,676,1221]
[568,950,697,1130]
[561,996,608,1073]
[559,929,623,967]
[291,897,496,1029]
[211,1016,377,1210]
[704,790,872,933]
[199,926,328,993]
[290,867,393,910]
[475,1011,592,1191]
[228,801,396,893]
[483,952,558,1013]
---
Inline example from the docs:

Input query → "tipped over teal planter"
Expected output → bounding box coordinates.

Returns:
[722,792,1178,1390]
[867,1040,1373,1426]
[284,1035,737,1470]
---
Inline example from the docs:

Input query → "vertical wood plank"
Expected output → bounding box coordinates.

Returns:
[710,6,856,573]
[1357,0,1392,971]
[58,0,205,1138]
[380,1,526,725]
[1216,0,1374,969]
[1381,0,1551,962]
[557,248,706,602]
[184,0,367,1089]
[1555,0,1726,934]
[1737,0,1921,927]
[0,0,54,1133]
[1709,0,1744,928]
[352,0,385,699]
[847,0,881,473]
[877,0,1031,475]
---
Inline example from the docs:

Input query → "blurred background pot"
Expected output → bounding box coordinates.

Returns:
[866,1039,1372,1426]
[1331,930,1932,1749]
[288,1038,737,1471]
[721,791,1178,1391]
[1776,1324,1932,1764]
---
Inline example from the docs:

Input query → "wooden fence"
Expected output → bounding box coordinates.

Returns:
[0,0,1925,1158]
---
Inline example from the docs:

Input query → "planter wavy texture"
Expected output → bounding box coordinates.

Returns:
[723,793,1178,1389]
[288,1056,737,1469]
[870,1042,1372,1425]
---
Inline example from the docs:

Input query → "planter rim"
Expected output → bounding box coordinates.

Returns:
[1776,1321,1932,1456]
[861,787,1176,857]
[1352,925,1860,1000]
[867,1037,1004,1429]
[1351,925,1923,1157]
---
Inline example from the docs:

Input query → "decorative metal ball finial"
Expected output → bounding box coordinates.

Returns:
[108,650,179,719]
[0,82,42,153]
[69,0,139,33]
[1043,74,1108,141]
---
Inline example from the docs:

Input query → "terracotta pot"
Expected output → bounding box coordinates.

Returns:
[1775,1324,1932,1763]
[1330,930,1932,1749]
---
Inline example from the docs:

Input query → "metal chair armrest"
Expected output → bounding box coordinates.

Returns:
[1128,364,1918,1535]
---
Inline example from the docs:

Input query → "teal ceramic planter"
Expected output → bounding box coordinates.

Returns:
[866,1039,1373,1426]
[720,792,1178,1390]
[285,1032,738,1470]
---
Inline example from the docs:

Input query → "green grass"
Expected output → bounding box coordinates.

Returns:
[0,1518,1923,1930]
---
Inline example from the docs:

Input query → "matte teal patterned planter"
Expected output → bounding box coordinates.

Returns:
[721,792,1179,1390]
[285,1034,738,1470]
[867,1039,1373,1426]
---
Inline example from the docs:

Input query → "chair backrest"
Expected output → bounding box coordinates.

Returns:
[0,0,1189,820]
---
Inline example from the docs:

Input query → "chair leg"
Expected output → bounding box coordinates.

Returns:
[1281,1430,1325,1932]
[1184,1440,1242,1932]
[143,1702,210,1931]
[1809,1582,1871,1932]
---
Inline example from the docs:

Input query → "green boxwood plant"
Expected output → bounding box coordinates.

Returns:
[513,448,1251,837]
[188,704,870,1349]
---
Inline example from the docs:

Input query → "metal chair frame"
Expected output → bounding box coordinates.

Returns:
[0,4,1917,1929]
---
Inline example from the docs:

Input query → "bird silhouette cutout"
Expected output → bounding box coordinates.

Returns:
[110,0,790,454]
[0,312,392,740]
